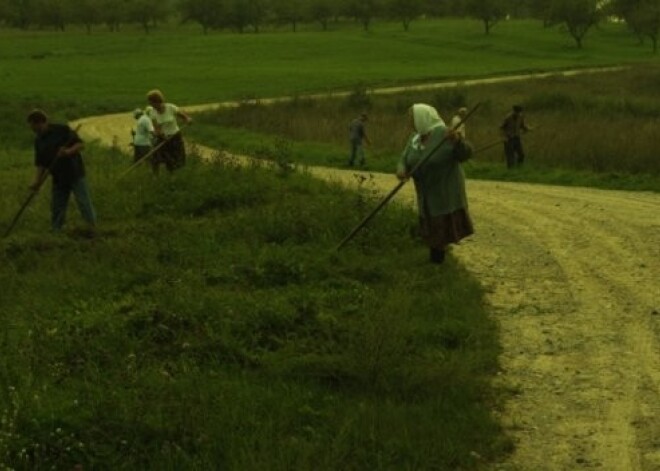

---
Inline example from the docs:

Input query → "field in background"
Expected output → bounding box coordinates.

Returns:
[188,66,660,191]
[0,19,658,115]
[2,21,658,469]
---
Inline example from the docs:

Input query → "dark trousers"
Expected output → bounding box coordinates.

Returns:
[504,136,525,168]
[133,145,151,163]
[348,140,365,166]
[152,133,186,174]
[51,178,96,231]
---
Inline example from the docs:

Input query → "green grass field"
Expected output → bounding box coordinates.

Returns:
[0,144,509,469]
[1,19,658,469]
[187,65,660,192]
[1,18,658,113]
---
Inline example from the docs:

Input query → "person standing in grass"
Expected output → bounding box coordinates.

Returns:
[450,107,468,139]
[500,105,530,169]
[131,108,154,163]
[347,113,370,167]
[146,89,193,174]
[397,104,473,265]
[27,109,96,232]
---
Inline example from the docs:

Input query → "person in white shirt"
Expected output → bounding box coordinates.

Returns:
[131,108,154,163]
[146,89,192,174]
[450,107,468,139]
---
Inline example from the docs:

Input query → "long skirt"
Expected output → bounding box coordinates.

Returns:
[152,132,186,172]
[419,208,474,249]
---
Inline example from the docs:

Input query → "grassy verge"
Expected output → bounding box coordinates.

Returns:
[0,140,508,469]
[1,19,658,108]
[187,65,660,192]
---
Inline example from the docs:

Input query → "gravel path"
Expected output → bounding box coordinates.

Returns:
[75,67,660,470]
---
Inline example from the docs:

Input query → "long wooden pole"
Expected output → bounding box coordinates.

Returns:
[118,122,190,179]
[3,175,50,238]
[335,103,481,251]
[3,124,83,238]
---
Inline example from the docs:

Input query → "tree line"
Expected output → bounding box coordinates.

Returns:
[0,0,657,52]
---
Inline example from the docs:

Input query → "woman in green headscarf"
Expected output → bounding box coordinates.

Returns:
[397,104,474,264]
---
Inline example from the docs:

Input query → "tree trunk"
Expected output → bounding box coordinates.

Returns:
[403,18,410,31]
[484,19,490,35]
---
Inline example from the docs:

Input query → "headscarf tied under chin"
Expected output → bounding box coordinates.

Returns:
[411,104,446,150]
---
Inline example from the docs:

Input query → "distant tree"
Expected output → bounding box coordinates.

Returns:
[388,0,423,30]
[272,0,304,31]
[226,0,250,32]
[509,0,528,17]
[425,0,464,16]
[127,0,170,33]
[0,0,9,26]
[227,0,268,32]
[611,0,660,52]
[249,0,270,32]
[629,0,660,53]
[549,0,602,48]
[307,0,333,30]
[71,0,102,33]
[99,0,127,31]
[179,0,225,33]
[527,0,555,26]
[0,0,36,28]
[465,0,508,34]
[344,0,382,31]
[35,0,72,31]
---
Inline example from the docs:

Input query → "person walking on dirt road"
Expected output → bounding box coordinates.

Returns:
[27,109,96,232]
[146,89,192,174]
[347,113,371,167]
[397,104,474,265]
[500,105,530,169]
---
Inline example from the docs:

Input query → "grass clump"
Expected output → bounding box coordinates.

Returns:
[0,143,507,469]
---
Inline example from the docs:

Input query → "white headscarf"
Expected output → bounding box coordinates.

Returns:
[411,104,446,150]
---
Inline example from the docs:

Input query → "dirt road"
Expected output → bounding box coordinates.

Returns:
[75,71,659,470]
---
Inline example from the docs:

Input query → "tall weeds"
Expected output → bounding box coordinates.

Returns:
[191,66,660,177]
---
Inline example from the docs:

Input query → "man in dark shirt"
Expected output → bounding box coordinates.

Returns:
[28,110,96,232]
[500,105,530,169]
[347,113,370,167]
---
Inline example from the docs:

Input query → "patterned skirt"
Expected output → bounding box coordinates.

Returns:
[419,208,474,249]
[152,132,186,171]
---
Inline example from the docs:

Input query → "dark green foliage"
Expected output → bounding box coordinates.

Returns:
[465,0,507,34]
[548,0,602,48]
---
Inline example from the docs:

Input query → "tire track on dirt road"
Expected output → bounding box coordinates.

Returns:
[75,69,659,470]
